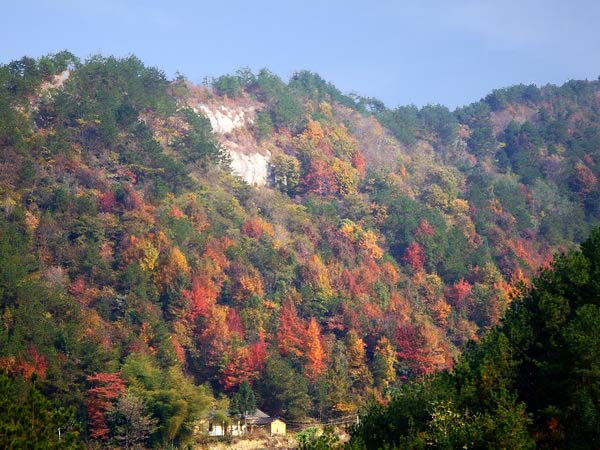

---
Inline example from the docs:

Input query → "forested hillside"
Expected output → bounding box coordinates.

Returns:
[349,228,600,449]
[1,52,600,447]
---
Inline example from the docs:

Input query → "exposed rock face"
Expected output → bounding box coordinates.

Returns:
[40,70,70,92]
[197,104,253,135]
[195,102,271,186]
[490,104,538,135]
[228,146,271,186]
[32,70,71,111]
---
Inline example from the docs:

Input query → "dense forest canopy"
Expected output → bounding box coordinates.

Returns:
[1,52,600,447]
[349,228,600,449]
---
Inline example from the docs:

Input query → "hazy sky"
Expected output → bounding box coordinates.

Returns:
[3,0,600,109]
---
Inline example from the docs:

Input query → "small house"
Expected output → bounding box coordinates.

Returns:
[205,408,286,436]
[244,409,287,436]
[207,421,226,437]
[206,409,230,437]
[265,418,286,436]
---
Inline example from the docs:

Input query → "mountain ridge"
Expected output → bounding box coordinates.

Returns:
[1,52,600,447]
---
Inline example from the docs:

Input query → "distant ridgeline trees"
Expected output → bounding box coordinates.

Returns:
[2,52,600,448]
[212,68,367,133]
[349,227,600,449]
[368,102,459,148]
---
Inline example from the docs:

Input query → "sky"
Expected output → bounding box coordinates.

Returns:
[3,0,600,109]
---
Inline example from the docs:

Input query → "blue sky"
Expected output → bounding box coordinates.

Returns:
[3,0,600,109]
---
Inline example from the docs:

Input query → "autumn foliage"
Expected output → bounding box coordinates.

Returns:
[403,241,425,271]
[277,302,306,357]
[86,372,126,439]
[3,53,600,443]
[304,318,326,381]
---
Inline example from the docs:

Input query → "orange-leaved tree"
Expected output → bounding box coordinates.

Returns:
[277,302,305,357]
[403,241,425,271]
[304,318,326,381]
[86,372,126,440]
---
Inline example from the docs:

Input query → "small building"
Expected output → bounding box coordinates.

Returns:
[206,419,246,437]
[206,408,286,436]
[206,410,231,437]
[244,409,287,436]
[207,421,226,437]
[264,418,286,436]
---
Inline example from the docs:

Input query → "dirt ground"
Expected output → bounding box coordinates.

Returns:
[195,435,297,450]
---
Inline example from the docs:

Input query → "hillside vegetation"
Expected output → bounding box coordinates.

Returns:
[350,228,600,449]
[1,52,600,447]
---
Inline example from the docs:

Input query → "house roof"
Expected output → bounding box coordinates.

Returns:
[244,408,270,422]
[244,409,286,426]
[253,417,273,425]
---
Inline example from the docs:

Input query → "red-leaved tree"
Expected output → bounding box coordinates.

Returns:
[277,302,306,357]
[403,241,425,271]
[86,372,126,440]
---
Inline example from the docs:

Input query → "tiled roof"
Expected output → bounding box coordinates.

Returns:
[244,408,270,421]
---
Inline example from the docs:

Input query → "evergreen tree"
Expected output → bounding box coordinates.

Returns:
[230,381,257,417]
[0,374,82,449]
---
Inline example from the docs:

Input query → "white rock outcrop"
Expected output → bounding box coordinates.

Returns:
[228,149,271,186]
[196,104,252,134]
[40,70,70,92]
[195,103,270,186]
